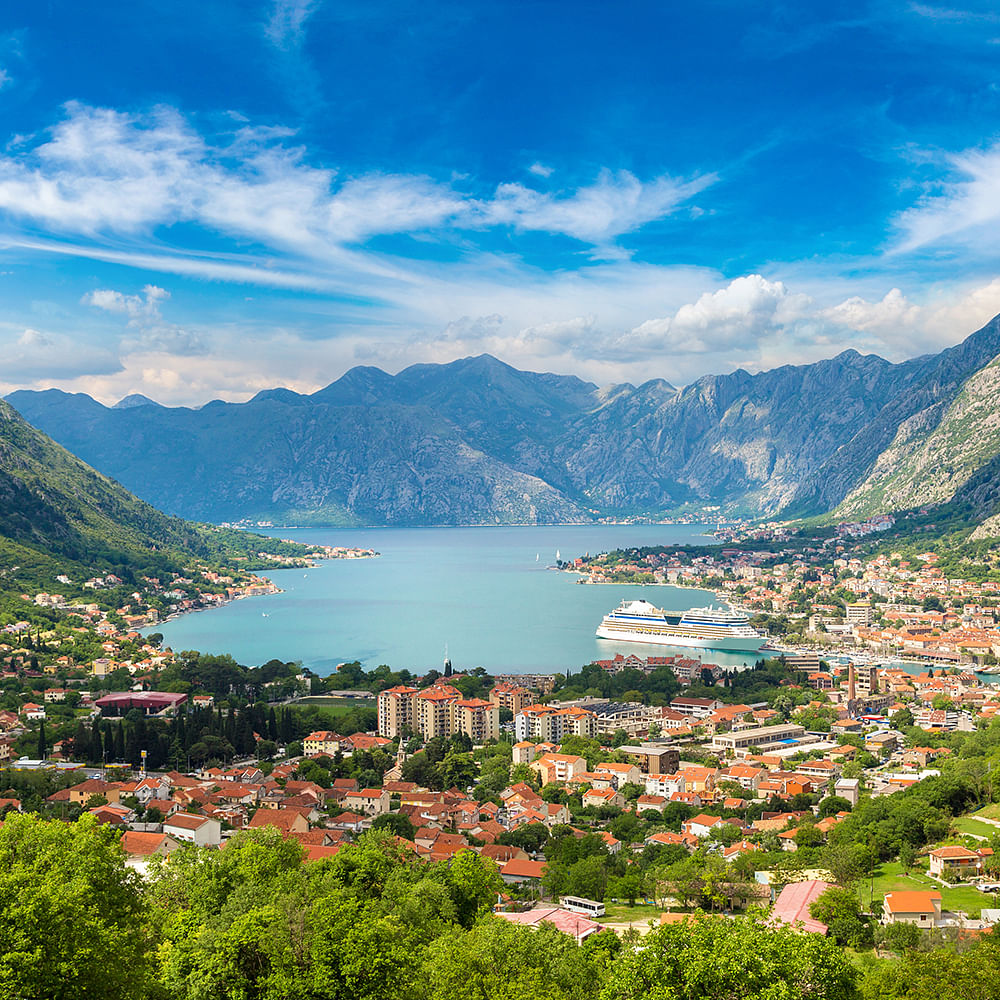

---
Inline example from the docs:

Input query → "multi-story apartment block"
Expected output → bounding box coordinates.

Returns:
[377,685,419,738]
[514,704,598,742]
[452,698,501,743]
[489,682,533,715]
[377,682,499,742]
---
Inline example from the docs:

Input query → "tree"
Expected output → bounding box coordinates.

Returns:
[600,913,858,1000]
[809,886,871,947]
[899,841,916,872]
[256,739,278,761]
[0,813,154,999]
[818,795,853,818]
[891,707,914,730]
[438,751,477,791]
[372,812,417,841]
[36,718,46,760]
[425,918,596,1000]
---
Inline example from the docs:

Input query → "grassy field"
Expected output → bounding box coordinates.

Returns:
[975,804,1000,822]
[858,861,994,916]
[952,815,998,839]
[598,903,664,925]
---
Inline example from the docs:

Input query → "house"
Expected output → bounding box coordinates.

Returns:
[928,845,983,878]
[770,880,832,934]
[163,812,222,846]
[89,803,134,826]
[637,794,668,814]
[593,761,642,789]
[882,891,943,926]
[248,807,309,837]
[496,906,603,942]
[303,731,342,756]
[833,778,860,806]
[530,753,587,786]
[121,831,181,859]
[499,858,547,885]
[646,830,698,851]
[682,814,726,839]
[342,788,390,817]
[582,787,624,810]
[720,764,764,792]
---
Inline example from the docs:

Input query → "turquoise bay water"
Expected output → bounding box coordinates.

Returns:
[153,524,763,676]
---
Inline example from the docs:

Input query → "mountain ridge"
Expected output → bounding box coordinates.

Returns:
[8,315,1000,528]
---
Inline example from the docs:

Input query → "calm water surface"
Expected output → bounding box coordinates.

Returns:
[153,524,763,676]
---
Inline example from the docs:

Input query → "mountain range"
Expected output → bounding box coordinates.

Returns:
[8,312,1000,530]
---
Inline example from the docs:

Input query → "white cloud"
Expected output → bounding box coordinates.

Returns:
[615,275,811,359]
[481,169,716,244]
[821,278,1000,356]
[84,284,168,318]
[83,283,206,356]
[0,103,714,267]
[1,324,121,381]
[821,287,921,335]
[894,140,1000,253]
[528,162,554,178]
[265,0,321,51]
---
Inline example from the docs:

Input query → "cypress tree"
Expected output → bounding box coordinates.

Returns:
[91,718,103,764]
[37,719,47,760]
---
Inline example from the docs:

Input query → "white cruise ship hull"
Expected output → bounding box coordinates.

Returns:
[595,624,764,652]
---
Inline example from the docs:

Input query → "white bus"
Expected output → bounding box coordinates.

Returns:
[559,896,606,917]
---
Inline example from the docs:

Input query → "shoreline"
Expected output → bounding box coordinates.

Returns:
[146,548,379,631]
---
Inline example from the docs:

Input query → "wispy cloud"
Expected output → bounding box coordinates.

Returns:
[893,140,1000,254]
[265,0,321,51]
[0,103,716,275]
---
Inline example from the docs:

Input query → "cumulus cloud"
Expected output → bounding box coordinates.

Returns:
[821,279,1000,356]
[528,162,554,178]
[615,275,812,359]
[83,283,206,356]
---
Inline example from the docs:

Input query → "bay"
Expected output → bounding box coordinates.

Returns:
[152,524,763,676]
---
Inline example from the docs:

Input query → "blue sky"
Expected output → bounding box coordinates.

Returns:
[3,0,1000,403]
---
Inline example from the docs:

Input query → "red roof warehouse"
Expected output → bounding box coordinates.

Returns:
[95,692,188,716]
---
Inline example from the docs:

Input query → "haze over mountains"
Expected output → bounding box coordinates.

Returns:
[8,313,1000,530]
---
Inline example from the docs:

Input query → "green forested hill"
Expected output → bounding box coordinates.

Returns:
[0,398,304,595]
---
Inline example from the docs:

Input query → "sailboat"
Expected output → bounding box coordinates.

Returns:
[535,553,539,562]
[556,549,561,561]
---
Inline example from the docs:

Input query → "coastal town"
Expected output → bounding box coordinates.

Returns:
[568,518,1000,668]
[4,523,1000,999]
[4,543,1000,943]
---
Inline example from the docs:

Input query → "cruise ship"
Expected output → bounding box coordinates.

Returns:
[596,599,764,652]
